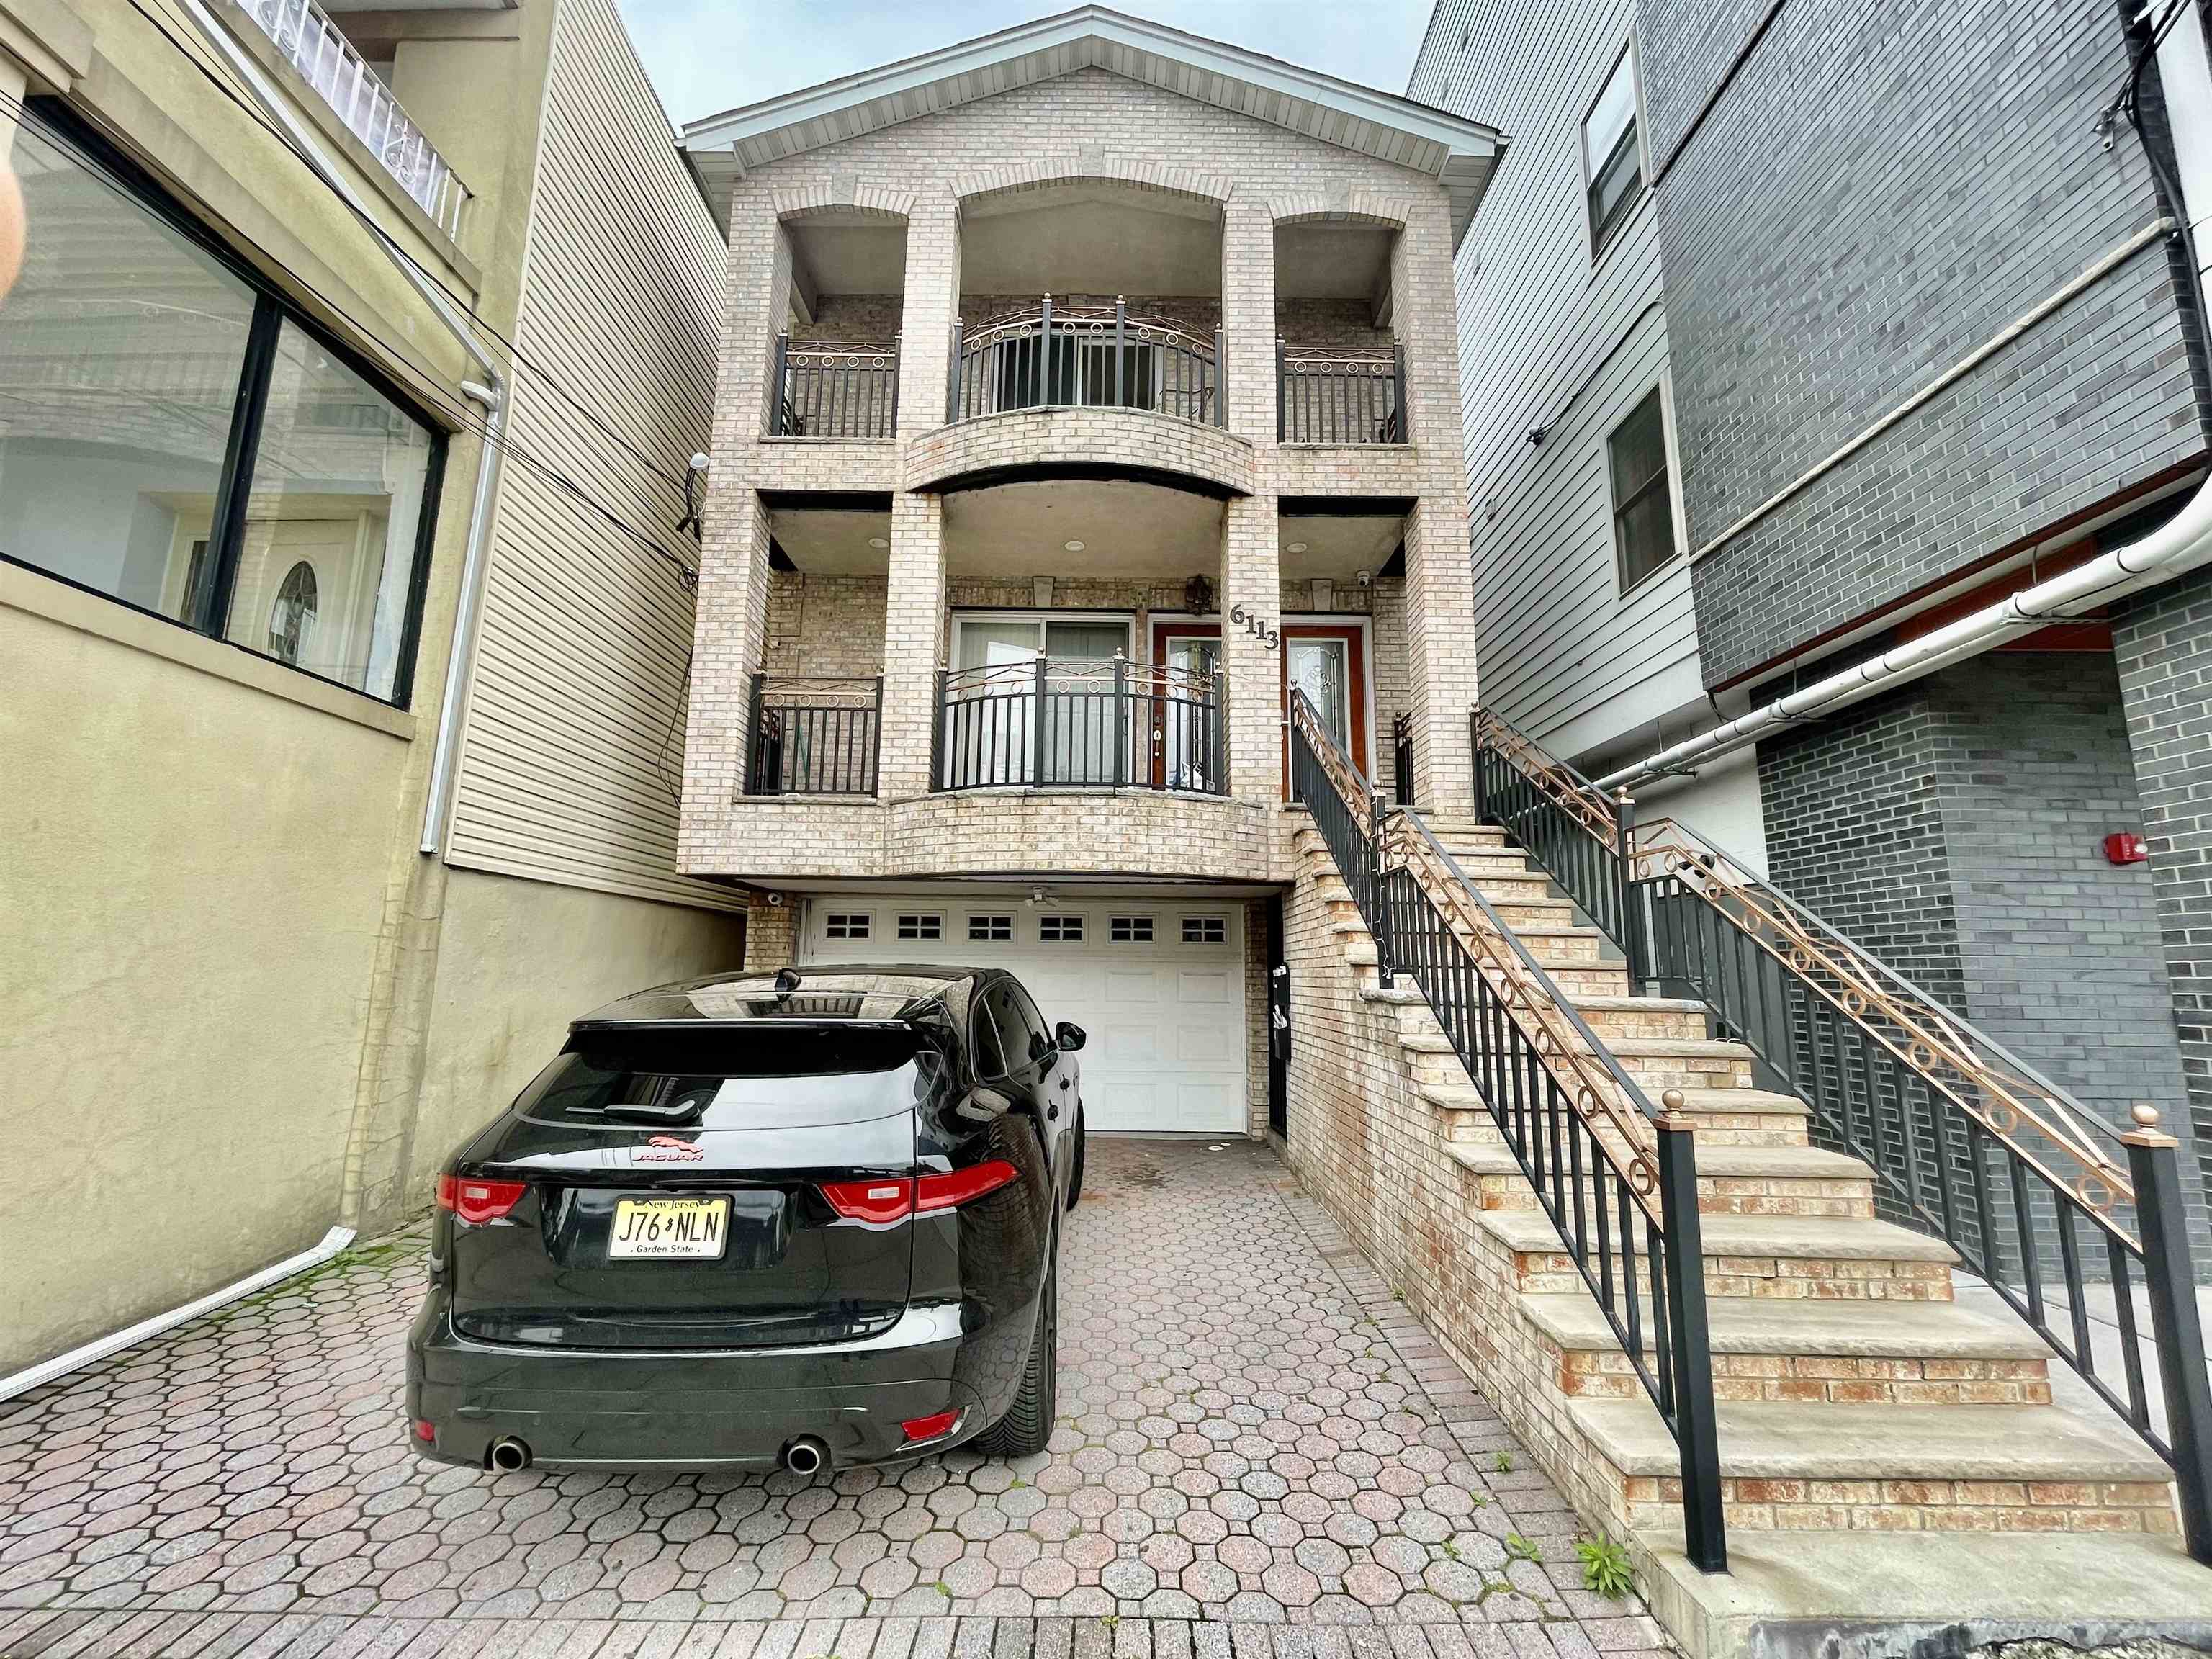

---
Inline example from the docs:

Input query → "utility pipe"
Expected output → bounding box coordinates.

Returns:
[1596,469,2212,789]
[173,0,506,855]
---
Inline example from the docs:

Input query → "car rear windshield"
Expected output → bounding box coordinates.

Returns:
[517,1025,940,1130]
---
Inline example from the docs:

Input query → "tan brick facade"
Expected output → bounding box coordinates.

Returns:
[680,67,1479,887]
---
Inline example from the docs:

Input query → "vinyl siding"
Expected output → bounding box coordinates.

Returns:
[446,0,738,909]
[1411,0,1699,762]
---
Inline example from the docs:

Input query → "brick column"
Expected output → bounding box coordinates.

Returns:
[1222,493,1282,803]
[878,492,949,799]
[898,197,962,439]
[1221,197,1277,444]
[679,493,773,870]
[1391,201,1480,810]
[742,894,798,971]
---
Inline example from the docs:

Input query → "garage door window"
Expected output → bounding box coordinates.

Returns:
[1182,916,1227,944]
[825,913,870,940]
[1110,915,1154,943]
[968,914,1012,942]
[897,914,942,941]
[1039,915,1083,943]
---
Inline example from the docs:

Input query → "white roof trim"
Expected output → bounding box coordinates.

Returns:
[679,6,1505,246]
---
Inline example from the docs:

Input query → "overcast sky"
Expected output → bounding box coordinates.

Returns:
[615,0,1432,129]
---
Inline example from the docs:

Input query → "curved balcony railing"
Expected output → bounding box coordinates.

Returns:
[771,335,899,439]
[948,297,1223,428]
[934,655,1224,793]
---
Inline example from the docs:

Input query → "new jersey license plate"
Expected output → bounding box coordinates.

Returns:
[609,1196,729,1259]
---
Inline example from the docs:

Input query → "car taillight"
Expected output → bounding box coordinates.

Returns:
[819,1177,914,1225]
[916,1160,1019,1213]
[436,1174,527,1225]
[820,1160,1018,1223]
[902,1408,963,1443]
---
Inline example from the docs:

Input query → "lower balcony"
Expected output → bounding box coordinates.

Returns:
[935,657,1223,794]
[745,675,882,796]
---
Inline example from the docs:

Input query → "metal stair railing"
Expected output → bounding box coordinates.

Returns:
[1292,691,1726,1573]
[1470,703,2212,1565]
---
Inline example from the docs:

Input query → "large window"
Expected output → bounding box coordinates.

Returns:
[0,104,444,705]
[1582,47,1645,258]
[1608,386,1678,592]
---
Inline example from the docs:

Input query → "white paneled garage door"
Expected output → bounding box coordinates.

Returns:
[796,898,1247,1135]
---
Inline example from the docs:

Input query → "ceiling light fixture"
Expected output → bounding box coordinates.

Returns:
[1063,540,1085,552]
[1286,541,1308,553]
[867,536,889,549]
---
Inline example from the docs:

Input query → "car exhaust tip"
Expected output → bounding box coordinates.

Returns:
[781,1436,828,1476]
[487,1437,532,1473]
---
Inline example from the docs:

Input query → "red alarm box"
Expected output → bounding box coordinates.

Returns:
[2103,832,2149,866]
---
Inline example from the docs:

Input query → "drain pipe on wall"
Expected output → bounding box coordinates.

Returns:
[0,4,513,1403]
[1596,470,2212,790]
[171,0,508,855]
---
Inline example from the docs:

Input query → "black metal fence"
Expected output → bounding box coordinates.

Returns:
[771,335,899,438]
[1277,341,1406,444]
[1472,711,2212,1566]
[1392,712,1415,806]
[948,297,1223,427]
[935,657,1224,793]
[1292,693,1726,1573]
[745,675,881,795]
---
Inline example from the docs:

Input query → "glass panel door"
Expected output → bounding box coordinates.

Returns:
[1287,638,1350,756]
[953,620,1041,785]
[1164,635,1219,791]
[1043,621,1128,784]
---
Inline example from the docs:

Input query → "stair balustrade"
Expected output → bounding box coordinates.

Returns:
[1292,692,1727,1573]
[1470,701,2212,1565]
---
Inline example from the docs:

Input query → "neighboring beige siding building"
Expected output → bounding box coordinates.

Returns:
[674,9,1501,1138]
[0,0,742,1380]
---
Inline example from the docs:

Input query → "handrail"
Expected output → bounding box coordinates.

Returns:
[948,295,1223,428]
[1277,339,1406,444]
[1291,691,1726,1572]
[771,333,899,439]
[1473,706,1619,846]
[936,653,1223,793]
[746,673,881,796]
[1473,705,2212,1563]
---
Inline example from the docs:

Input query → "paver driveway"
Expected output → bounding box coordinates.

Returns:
[0,1139,1670,1658]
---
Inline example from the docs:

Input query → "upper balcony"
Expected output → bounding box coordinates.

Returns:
[949,298,1222,430]
[229,0,471,240]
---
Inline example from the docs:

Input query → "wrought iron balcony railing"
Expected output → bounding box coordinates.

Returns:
[934,655,1225,793]
[948,297,1223,428]
[1278,341,1406,444]
[745,675,881,796]
[231,0,471,239]
[771,335,899,439]
[1470,701,2212,1565]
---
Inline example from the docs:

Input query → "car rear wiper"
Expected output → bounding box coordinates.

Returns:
[593,1100,706,1124]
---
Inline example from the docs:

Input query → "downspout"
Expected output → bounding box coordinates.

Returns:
[1595,469,2212,789]
[172,0,506,853]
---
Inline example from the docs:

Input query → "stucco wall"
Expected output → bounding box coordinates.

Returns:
[0,585,409,1372]
[404,870,745,1198]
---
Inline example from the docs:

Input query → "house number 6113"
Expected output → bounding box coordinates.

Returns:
[1228,603,1280,651]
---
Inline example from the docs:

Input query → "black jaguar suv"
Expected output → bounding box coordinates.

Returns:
[405,966,1085,1475]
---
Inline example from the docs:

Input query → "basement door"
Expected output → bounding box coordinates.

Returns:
[796,898,1249,1135]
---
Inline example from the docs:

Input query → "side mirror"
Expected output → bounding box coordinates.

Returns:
[1055,1021,1087,1053]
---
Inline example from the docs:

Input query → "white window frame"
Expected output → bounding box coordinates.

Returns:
[1607,376,1686,599]
[949,611,1138,666]
[1581,38,1649,262]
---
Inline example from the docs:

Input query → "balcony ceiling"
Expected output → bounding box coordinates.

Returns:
[945,480,1223,579]
[1280,513,1404,580]
[680,6,1505,246]
[963,188,1221,298]
[766,506,891,575]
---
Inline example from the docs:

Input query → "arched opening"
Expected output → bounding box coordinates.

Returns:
[1274,215,1406,445]
[772,207,908,439]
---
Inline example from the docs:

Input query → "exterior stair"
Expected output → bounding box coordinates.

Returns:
[1289,810,2189,1559]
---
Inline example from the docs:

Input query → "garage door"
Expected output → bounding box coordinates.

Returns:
[796,898,1247,1134]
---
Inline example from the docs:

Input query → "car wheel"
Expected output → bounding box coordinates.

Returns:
[977,1261,1056,1457]
[1066,1107,1085,1210]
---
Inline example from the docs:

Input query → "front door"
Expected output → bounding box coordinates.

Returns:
[1152,619,1369,797]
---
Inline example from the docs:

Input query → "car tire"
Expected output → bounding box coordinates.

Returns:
[977,1261,1056,1458]
[1066,1107,1085,1210]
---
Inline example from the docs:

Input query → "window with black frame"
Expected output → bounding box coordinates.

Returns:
[1582,47,1645,258]
[1608,386,1678,592]
[0,103,444,706]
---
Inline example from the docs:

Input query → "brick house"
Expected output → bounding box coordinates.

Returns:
[674,8,1502,1139]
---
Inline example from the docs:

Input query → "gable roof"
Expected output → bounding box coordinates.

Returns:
[678,6,1506,246]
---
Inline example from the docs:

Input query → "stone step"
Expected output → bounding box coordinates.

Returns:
[1393,991,1708,1046]
[1475,1205,1958,1300]
[1419,817,1509,848]
[1569,1395,2177,1537]
[1446,1138,1876,1219]
[1521,1292,2052,1406]
[1417,1079,1811,1149]
[1606,1038,1755,1092]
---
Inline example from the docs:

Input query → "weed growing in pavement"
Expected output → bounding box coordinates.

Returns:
[1503,1532,1541,1563]
[1493,1451,1514,1473]
[1576,1535,1635,1599]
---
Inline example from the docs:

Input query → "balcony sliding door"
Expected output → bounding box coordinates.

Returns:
[945,616,1137,787]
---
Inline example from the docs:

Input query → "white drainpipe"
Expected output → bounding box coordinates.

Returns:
[175,0,506,855]
[1596,471,2212,791]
